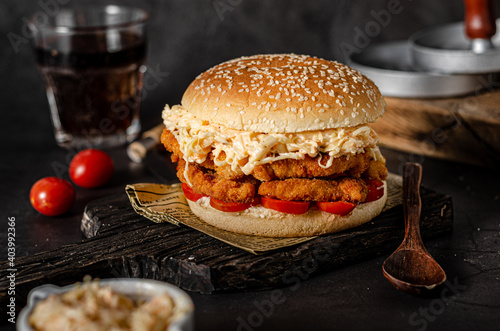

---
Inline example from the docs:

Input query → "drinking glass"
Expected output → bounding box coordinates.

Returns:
[29,6,148,149]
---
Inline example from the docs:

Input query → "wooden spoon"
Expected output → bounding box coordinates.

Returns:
[382,163,447,295]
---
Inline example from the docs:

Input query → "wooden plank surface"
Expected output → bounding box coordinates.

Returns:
[373,88,500,168]
[0,185,452,315]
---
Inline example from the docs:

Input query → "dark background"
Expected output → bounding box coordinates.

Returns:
[1,1,500,331]
[0,0,482,148]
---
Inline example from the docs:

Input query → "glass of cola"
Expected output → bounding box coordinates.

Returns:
[29,6,148,149]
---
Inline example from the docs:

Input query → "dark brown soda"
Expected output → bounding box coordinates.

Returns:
[36,31,146,145]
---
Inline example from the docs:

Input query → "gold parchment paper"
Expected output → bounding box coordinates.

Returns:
[125,173,402,255]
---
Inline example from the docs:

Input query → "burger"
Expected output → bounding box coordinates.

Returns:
[161,54,388,237]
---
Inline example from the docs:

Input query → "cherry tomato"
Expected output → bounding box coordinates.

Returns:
[181,183,208,202]
[364,179,384,203]
[69,149,114,188]
[261,197,310,215]
[316,201,356,216]
[210,196,261,212]
[30,177,75,216]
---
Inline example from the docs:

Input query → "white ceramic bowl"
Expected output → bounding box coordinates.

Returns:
[17,278,194,331]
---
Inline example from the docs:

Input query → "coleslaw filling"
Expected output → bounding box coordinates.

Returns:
[163,105,382,184]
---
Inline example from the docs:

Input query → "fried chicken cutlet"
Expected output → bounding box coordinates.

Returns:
[258,177,367,203]
[162,129,387,183]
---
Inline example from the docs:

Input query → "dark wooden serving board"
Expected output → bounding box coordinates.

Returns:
[0,186,452,315]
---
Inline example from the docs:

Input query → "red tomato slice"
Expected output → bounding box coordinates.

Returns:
[261,197,310,215]
[181,183,208,202]
[364,179,384,187]
[210,196,260,212]
[364,179,384,203]
[317,201,356,216]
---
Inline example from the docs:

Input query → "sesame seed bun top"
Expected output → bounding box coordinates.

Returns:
[181,54,385,133]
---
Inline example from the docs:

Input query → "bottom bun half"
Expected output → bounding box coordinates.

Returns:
[186,181,387,237]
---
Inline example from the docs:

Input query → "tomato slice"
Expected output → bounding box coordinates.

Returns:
[210,196,260,212]
[181,183,208,202]
[317,201,356,216]
[363,179,384,203]
[261,197,310,215]
[364,179,384,187]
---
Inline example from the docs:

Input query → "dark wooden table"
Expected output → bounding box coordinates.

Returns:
[1,126,499,331]
[2,0,499,328]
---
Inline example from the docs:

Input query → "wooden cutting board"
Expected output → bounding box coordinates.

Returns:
[0,184,452,315]
[373,88,500,168]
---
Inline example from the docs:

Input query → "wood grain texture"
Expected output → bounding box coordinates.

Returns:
[372,88,500,168]
[382,163,447,295]
[0,188,452,315]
